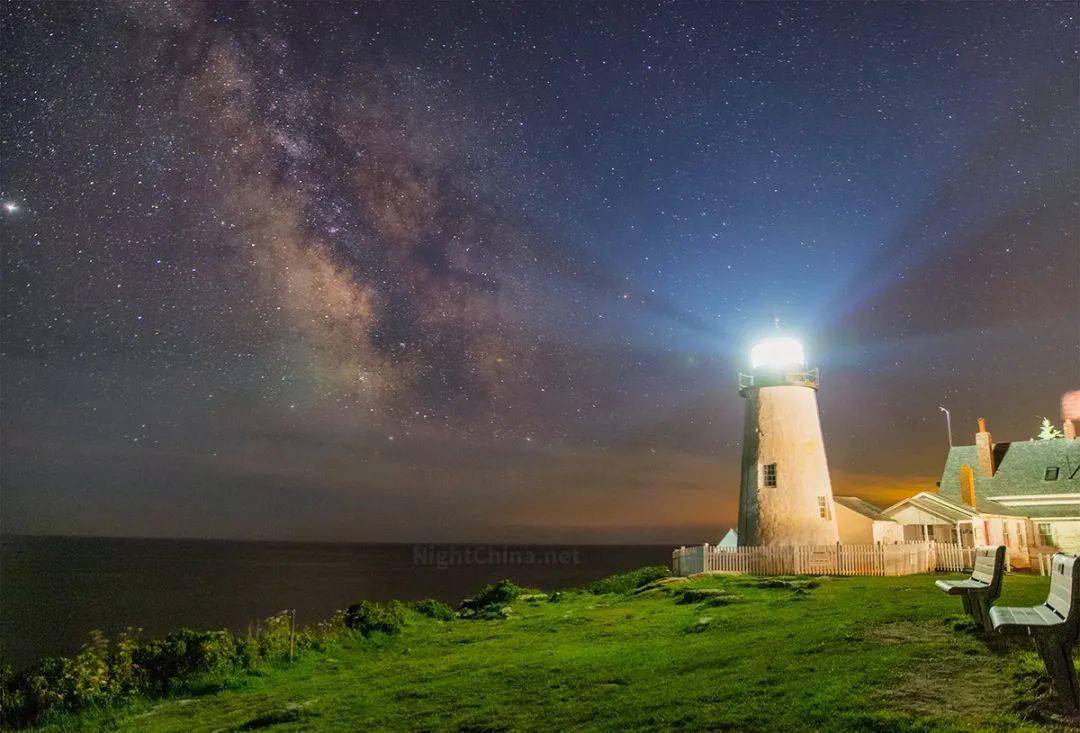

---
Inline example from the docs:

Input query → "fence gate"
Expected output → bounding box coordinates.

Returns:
[804,547,834,574]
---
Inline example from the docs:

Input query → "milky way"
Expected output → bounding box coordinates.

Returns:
[2,2,1076,542]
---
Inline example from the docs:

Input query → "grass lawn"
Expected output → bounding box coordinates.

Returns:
[39,571,1078,732]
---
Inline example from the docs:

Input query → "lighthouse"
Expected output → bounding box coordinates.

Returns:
[736,336,839,546]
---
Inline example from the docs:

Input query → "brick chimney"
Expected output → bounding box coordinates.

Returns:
[975,418,995,477]
[1066,419,1077,441]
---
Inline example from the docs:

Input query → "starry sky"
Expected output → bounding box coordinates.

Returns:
[2,2,1077,543]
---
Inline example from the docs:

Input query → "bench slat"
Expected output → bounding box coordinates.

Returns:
[990,605,1061,629]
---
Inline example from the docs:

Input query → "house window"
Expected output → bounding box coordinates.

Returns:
[1037,522,1054,546]
[762,463,777,487]
[817,496,830,520]
[925,525,934,540]
[1044,467,1060,481]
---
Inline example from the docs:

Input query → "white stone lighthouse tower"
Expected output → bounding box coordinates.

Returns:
[737,337,839,546]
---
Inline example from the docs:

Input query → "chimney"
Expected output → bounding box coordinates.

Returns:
[1066,419,1077,441]
[959,464,976,507]
[975,418,995,477]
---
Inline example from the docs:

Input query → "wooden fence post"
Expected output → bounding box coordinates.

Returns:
[289,609,296,662]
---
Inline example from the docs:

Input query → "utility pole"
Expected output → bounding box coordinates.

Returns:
[938,406,953,448]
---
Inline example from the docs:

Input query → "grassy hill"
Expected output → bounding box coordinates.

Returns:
[32,571,1079,732]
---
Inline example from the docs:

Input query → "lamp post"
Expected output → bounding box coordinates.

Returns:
[938,406,953,448]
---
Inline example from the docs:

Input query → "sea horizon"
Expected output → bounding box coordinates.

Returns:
[1,532,683,548]
[1,535,675,669]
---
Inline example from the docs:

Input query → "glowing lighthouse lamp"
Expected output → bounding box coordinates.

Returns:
[749,336,805,371]
[736,336,839,546]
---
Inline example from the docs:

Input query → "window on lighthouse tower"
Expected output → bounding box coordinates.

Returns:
[817,496,831,520]
[762,463,777,487]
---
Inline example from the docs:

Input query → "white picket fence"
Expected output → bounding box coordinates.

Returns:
[672,541,979,577]
[1033,552,1055,576]
[934,542,978,573]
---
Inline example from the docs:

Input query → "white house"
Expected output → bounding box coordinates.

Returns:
[879,418,1080,568]
[833,496,905,545]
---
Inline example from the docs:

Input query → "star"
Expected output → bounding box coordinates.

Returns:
[3,201,19,214]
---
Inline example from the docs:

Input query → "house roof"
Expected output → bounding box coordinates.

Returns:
[937,438,1080,518]
[833,496,889,521]
[881,491,978,523]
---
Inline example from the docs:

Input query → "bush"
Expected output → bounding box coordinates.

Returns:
[344,601,406,637]
[256,611,295,663]
[108,628,144,696]
[588,566,672,595]
[133,629,238,695]
[0,607,357,728]
[458,580,533,619]
[0,631,113,727]
[411,599,455,621]
[297,610,349,652]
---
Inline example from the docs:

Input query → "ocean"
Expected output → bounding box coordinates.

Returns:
[0,536,672,668]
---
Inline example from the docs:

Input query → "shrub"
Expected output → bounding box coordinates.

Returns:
[297,610,348,652]
[0,632,112,727]
[458,580,533,619]
[588,566,672,595]
[344,601,406,637]
[133,629,238,695]
[1,604,387,727]
[411,599,455,621]
[3,658,64,727]
[233,633,262,669]
[257,611,295,663]
[54,630,111,709]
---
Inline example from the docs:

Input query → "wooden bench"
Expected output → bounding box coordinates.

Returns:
[935,545,1005,634]
[990,554,1080,714]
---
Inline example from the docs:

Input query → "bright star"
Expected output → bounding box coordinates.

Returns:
[2,201,18,214]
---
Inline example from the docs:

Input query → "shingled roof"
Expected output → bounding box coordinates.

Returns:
[833,496,889,521]
[937,438,1080,518]
[881,491,978,523]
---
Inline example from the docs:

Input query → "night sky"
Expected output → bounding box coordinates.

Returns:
[2,2,1077,543]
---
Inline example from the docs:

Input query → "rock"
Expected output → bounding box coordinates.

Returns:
[634,577,690,594]
[676,588,742,604]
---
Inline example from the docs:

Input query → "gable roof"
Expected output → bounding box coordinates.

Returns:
[833,496,889,521]
[937,438,1080,518]
[881,491,978,523]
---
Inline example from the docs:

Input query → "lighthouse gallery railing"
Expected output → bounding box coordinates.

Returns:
[738,367,820,390]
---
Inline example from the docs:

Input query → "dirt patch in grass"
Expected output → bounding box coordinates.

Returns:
[1010,651,1080,728]
[880,657,1018,725]
[234,703,315,730]
[867,620,1079,728]
[864,620,958,645]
